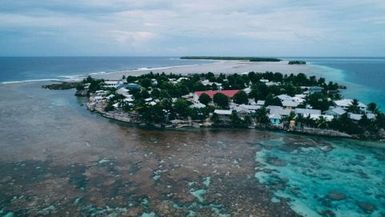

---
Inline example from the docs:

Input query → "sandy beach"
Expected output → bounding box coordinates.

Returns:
[94,60,316,80]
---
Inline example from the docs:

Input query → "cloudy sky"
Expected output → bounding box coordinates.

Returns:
[1,0,385,56]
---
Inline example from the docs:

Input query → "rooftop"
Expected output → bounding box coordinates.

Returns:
[194,90,240,98]
[214,109,232,115]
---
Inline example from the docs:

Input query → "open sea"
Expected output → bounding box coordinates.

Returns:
[0,57,385,216]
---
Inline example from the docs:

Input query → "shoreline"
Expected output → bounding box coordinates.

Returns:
[93,60,315,80]
[87,101,357,141]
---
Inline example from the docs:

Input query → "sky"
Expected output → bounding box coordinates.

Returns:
[1,0,385,57]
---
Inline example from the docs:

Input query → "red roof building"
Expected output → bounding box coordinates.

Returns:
[194,90,240,98]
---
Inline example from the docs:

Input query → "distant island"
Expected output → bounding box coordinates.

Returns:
[180,56,281,62]
[288,60,306,65]
[44,71,385,140]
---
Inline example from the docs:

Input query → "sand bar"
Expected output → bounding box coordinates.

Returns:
[94,60,317,80]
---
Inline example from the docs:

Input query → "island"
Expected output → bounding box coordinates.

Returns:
[288,60,306,65]
[180,56,281,62]
[47,71,385,140]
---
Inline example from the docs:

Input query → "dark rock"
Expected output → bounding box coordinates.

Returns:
[319,209,336,217]
[266,156,287,167]
[357,201,376,214]
[326,191,346,201]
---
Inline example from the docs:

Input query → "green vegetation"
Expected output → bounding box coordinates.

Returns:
[213,93,229,109]
[78,71,385,140]
[42,82,81,90]
[198,93,211,105]
[288,60,306,65]
[180,56,281,62]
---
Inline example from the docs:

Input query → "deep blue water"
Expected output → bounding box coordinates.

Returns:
[0,56,210,83]
[304,57,385,109]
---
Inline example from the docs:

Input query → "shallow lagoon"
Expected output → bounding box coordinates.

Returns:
[255,136,385,217]
[0,82,384,216]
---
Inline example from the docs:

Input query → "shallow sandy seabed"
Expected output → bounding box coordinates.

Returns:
[0,83,298,216]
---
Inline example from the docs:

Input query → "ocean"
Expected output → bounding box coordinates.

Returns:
[0,57,385,216]
[0,56,212,83]
[304,57,385,110]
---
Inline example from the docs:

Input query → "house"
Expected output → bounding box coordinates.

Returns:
[214,109,232,116]
[213,109,233,122]
[268,114,282,126]
[293,94,306,103]
[248,99,257,105]
[194,90,240,101]
[257,100,265,106]
[235,104,261,113]
[267,106,291,117]
[294,108,321,117]
[277,94,292,101]
[348,113,362,121]
[104,80,123,88]
[334,99,366,110]
[116,87,133,98]
[189,102,206,109]
[281,100,300,109]
[309,114,334,121]
[325,107,346,117]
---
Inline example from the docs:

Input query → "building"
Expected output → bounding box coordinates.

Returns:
[189,102,206,109]
[277,94,292,101]
[235,104,261,114]
[294,108,321,117]
[281,100,300,109]
[213,109,233,122]
[348,113,362,121]
[309,114,334,121]
[256,100,265,106]
[214,109,232,116]
[103,80,123,88]
[268,114,282,126]
[194,90,240,101]
[325,107,346,117]
[267,106,291,117]
[334,99,366,110]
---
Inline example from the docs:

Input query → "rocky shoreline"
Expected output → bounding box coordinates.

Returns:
[46,79,385,141]
[86,96,357,140]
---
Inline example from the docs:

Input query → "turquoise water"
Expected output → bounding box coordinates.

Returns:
[255,135,385,217]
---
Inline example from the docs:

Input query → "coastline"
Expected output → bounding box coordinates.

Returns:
[92,60,315,80]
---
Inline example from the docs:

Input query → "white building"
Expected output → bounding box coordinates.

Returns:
[281,100,300,109]
[214,109,232,115]
[267,106,291,117]
[334,99,366,110]
[235,104,261,113]
[325,107,346,117]
[256,100,265,106]
[104,80,123,88]
[294,108,321,117]
[189,102,206,109]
